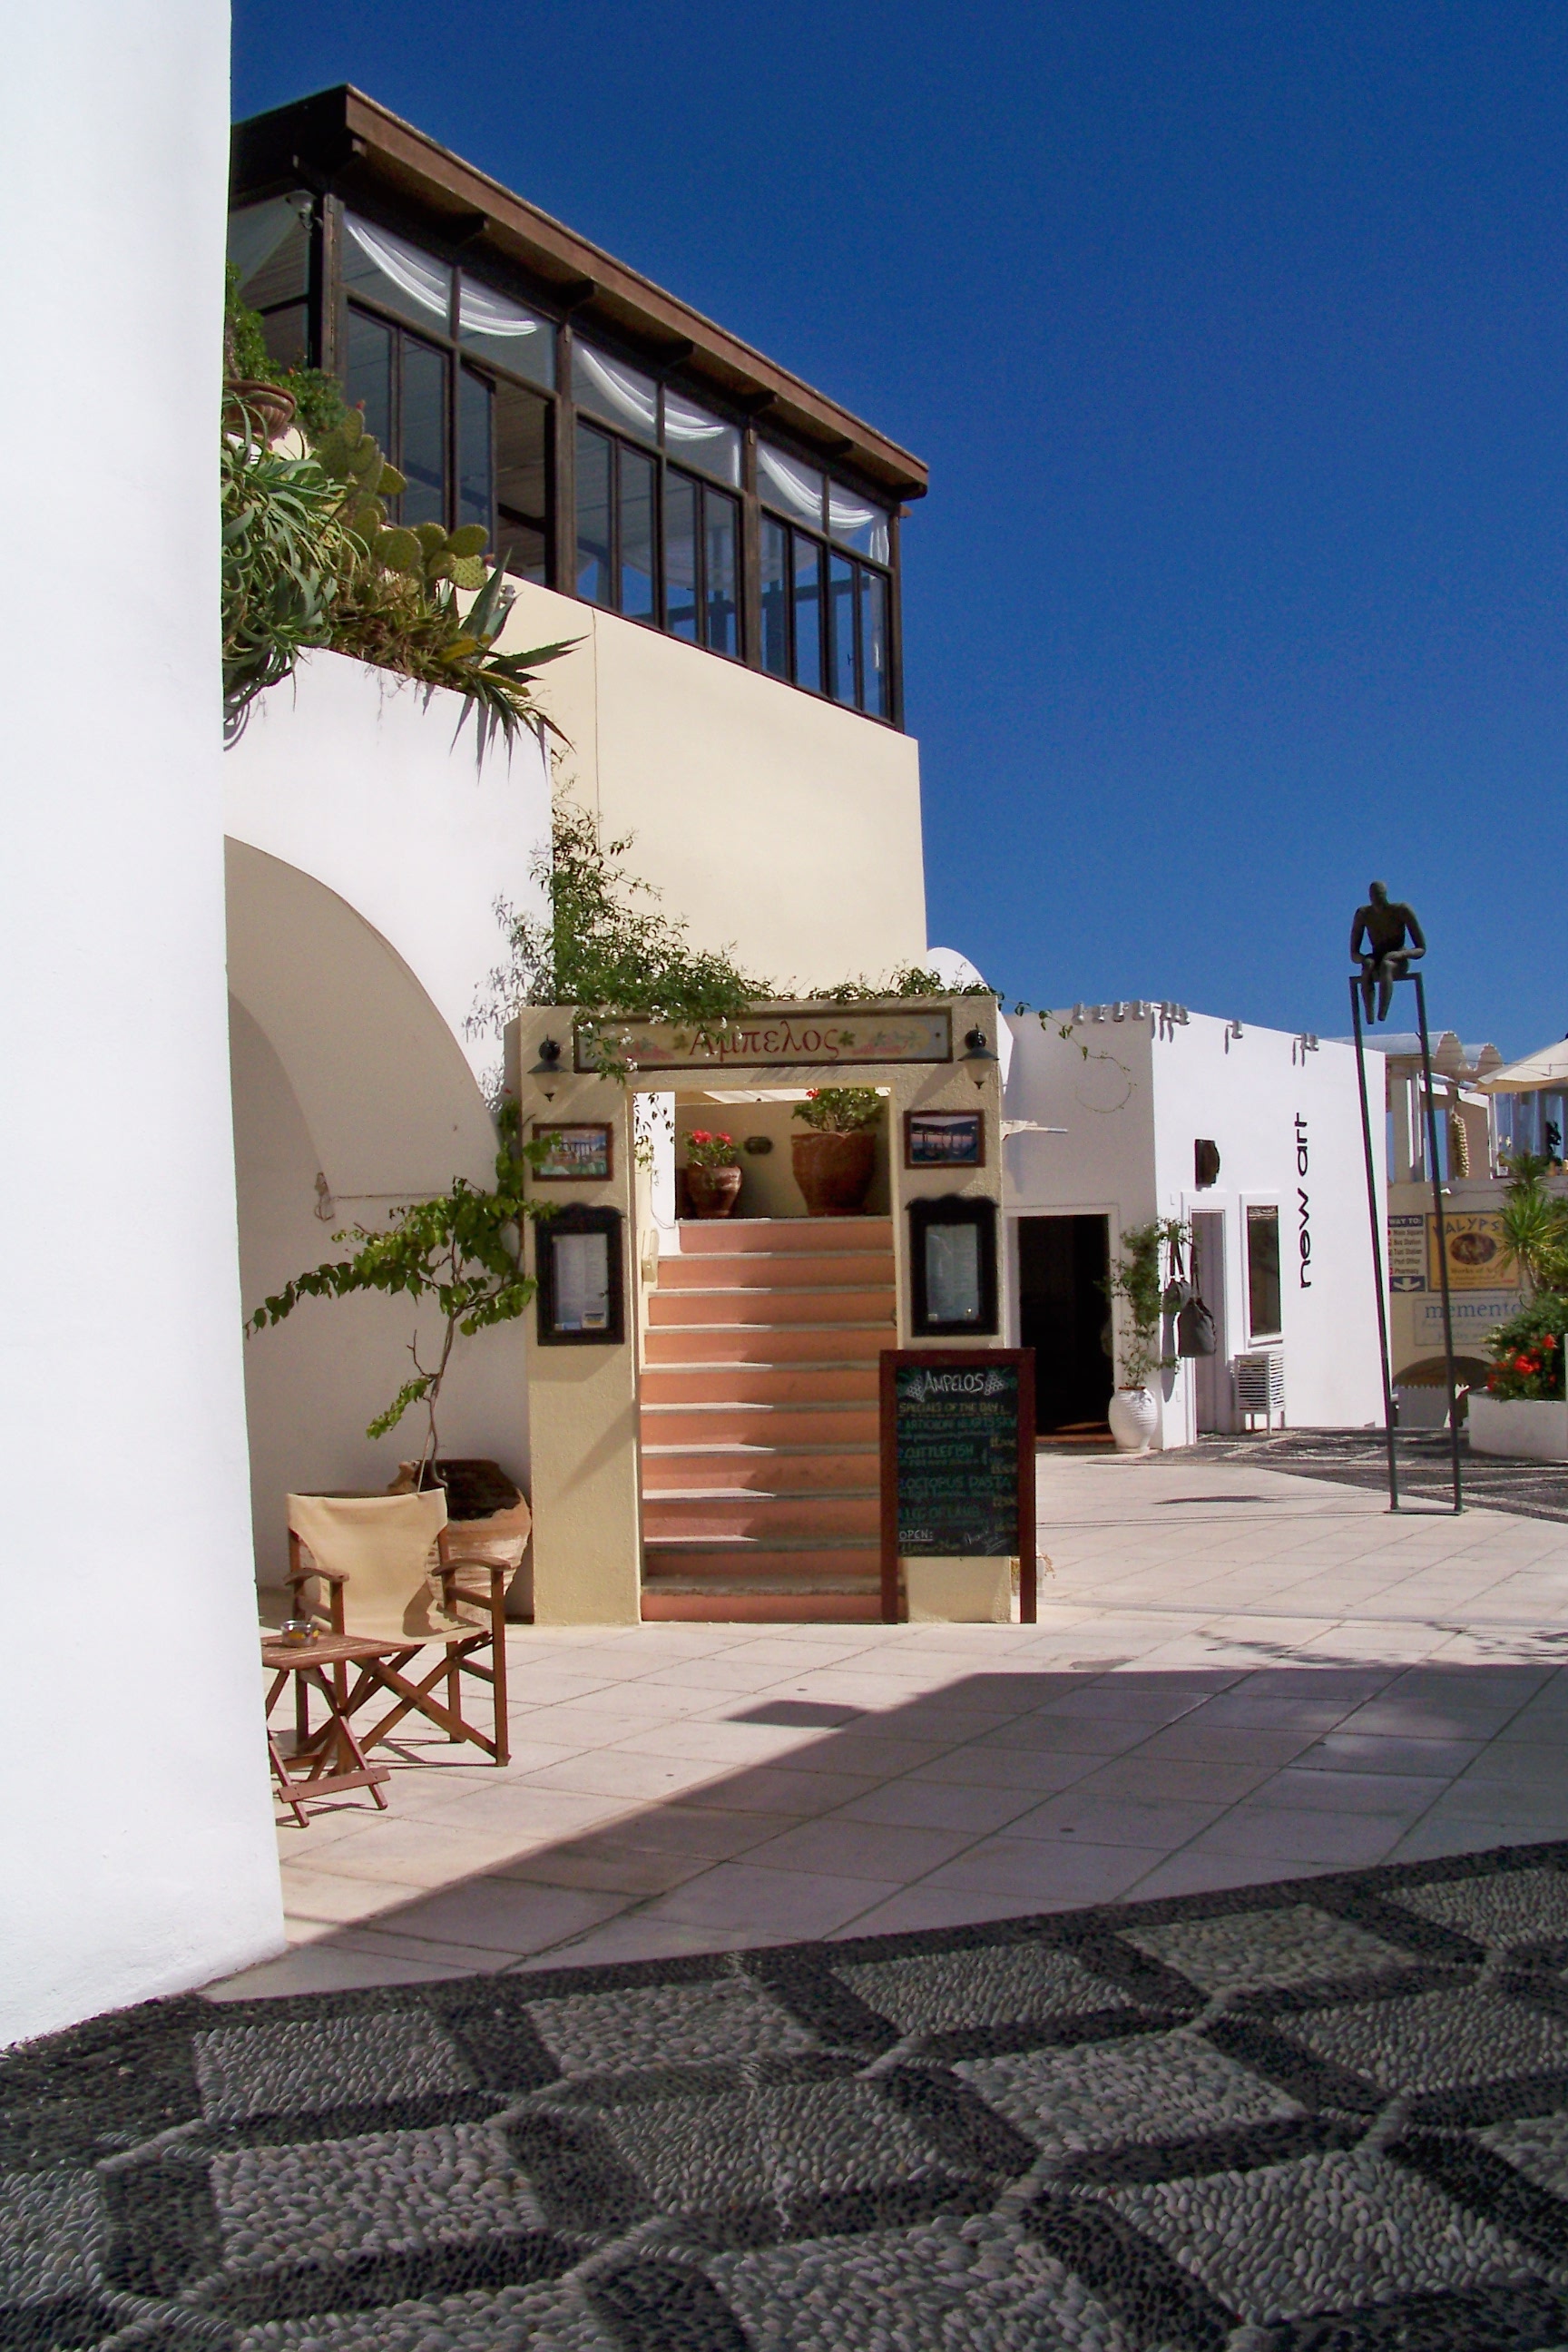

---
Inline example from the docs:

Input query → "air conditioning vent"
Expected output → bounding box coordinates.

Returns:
[1234,1349,1284,1427]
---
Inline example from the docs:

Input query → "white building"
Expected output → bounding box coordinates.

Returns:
[999,1003,1387,1443]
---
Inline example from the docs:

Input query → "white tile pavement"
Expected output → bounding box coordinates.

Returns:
[208,1451,1568,1999]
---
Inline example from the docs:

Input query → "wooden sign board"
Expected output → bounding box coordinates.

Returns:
[574,1005,953,1073]
[879,1349,1036,1623]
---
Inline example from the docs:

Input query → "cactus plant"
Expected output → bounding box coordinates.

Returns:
[374,519,491,593]
[312,410,407,537]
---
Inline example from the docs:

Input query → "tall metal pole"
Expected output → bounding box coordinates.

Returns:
[1350,977,1400,1511]
[1413,973,1465,1513]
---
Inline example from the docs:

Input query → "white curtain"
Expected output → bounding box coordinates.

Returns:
[459,279,545,343]
[663,388,740,482]
[757,442,824,524]
[574,342,658,438]
[343,213,451,324]
[827,485,890,562]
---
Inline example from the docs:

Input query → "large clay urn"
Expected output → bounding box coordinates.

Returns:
[223,378,298,443]
[687,1165,743,1218]
[791,1129,877,1217]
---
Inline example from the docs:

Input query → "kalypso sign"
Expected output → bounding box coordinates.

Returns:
[573,1004,955,1074]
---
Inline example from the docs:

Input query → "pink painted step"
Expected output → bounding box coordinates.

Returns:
[678,1217,890,1254]
[649,1286,895,1328]
[641,1363,880,1406]
[642,1402,878,1446]
[641,1589,882,1622]
[657,1249,895,1290]
[641,1489,879,1541]
[641,1444,877,1494]
[644,1325,887,1365]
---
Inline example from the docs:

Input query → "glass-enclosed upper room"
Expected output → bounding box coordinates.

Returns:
[229,88,927,727]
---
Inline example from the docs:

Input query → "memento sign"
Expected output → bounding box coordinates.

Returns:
[574,1004,954,1073]
[879,1349,1036,1622]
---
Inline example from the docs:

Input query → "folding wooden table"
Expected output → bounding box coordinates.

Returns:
[262,1632,396,1826]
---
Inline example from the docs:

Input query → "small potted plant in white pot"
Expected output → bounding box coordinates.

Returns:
[684,1127,743,1218]
[790,1087,883,1216]
[1104,1219,1186,1452]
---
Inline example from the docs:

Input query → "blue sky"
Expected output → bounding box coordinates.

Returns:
[233,0,1568,1057]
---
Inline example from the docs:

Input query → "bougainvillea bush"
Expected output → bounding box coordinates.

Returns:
[1484,1295,1568,1400]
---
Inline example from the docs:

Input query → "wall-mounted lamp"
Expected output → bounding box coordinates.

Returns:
[1224,1019,1245,1045]
[962,1026,999,1090]
[531,1035,564,1101]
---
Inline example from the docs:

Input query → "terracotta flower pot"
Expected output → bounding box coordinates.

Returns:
[791,1129,877,1216]
[687,1164,743,1218]
[223,377,298,444]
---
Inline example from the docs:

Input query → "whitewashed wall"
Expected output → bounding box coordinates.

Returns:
[223,653,553,1585]
[1002,1009,1385,1439]
[0,0,286,2043]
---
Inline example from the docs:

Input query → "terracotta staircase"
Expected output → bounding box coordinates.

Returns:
[639,1218,894,1621]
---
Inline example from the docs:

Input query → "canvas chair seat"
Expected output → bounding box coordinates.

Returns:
[282,1490,511,1766]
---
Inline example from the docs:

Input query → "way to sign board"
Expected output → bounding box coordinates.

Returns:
[879,1348,1036,1623]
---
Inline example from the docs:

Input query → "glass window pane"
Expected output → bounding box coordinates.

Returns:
[1246,1206,1282,1338]
[759,443,825,525]
[496,381,550,583]
[573,340,658,444]
[760,518,789,678]
[228,196,309,308]
[828,554,857,705]
[792,534,824,691]
[926,1223,983,1325]
[458,274,555,388]
[858,567,889,717]
[259,302,308,374]
[828,481,891,563]
[345,308,392,456]
[400,338,447,527]
[704,489,739,655]
[665,472,698,642]
[619,445,656,619]
[342,212,453,333]
[458,369,492,537]
[662,388,740,484]
[574,423,612,605]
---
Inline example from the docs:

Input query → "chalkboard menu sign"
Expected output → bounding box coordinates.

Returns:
[879,1349,1036,1622]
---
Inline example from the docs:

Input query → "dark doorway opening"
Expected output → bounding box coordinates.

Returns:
[1018,1213,1113,1436]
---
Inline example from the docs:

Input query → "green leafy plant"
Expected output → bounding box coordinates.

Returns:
[1104,1218,1190,1389]
[223,267,348,440]
[246,1107,547,1474]
[1496,1152,1568,1298]
[684,1128,740,1169]
[476,802,767,1077]
[220,426,348,713]
[1482,1294,1567,1401]
[792,1087,884,1133]
[328,548,574,749]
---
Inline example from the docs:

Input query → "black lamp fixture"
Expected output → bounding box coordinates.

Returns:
[531,1035,563,1101]
[961,1025,999,1091]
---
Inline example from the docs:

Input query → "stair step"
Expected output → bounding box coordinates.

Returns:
[642,1403,878,1444]
[676,1217,891,1254]
[648,1287,896,1328]
[642,1365,880,1405]
[656,1251,894,1290]
[642,1590,884,1622]
[645,1327,888,1365]
[642,1490,880,1540]
[641,1444,877,1494]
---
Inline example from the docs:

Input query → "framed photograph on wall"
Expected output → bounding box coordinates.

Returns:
[904,1109,985,1170]
[533,1122,613,1181]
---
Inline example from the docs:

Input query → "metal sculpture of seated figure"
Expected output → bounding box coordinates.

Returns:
[1350,880,1426,1022]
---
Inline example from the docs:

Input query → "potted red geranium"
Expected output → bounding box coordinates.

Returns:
[684,1129,743,1218]
[1469,1298,1568,1461]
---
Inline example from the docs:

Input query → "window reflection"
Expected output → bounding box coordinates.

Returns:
[792,536,823,691]
[345,310,392,456]
[495,381,550,583]
[575,424,612,605]
[619,446,656,619]
[665,472,699,641]
[705,491,739,656]
[829,554,857,705]
[400,339,447,526]
[859,569,889,718]
[458,371,492,536]
[760,520,789,678]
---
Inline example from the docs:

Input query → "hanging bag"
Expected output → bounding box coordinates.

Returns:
[1178,1295,1218,1357]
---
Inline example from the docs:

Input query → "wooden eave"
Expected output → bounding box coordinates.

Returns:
[230,85,929,503]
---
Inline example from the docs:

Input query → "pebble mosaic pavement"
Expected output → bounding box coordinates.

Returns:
[12,1846,1568,2347]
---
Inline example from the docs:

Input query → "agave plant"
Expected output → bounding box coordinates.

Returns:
[220,424,348,714]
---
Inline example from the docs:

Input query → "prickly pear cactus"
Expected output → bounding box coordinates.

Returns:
[312,411,407,535]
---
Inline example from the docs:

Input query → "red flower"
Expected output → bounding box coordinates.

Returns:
[1544,1335,1559,1350]
[716,1133,733,1146]
[689,1130,712,1145]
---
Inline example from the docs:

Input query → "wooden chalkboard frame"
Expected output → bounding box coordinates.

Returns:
[879,1348,1036,1625]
